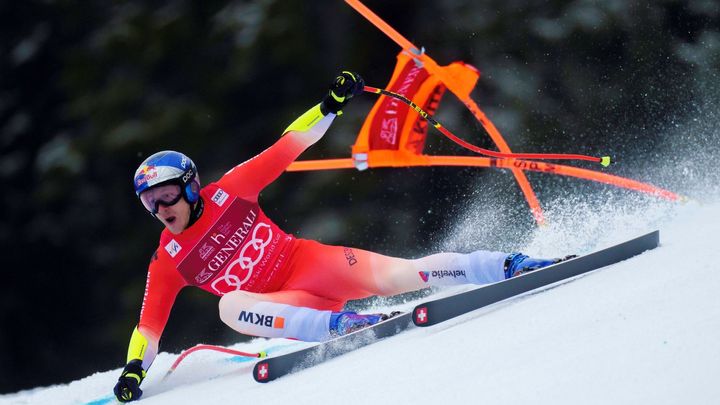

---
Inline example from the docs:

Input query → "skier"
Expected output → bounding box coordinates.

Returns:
[113,71,564,402]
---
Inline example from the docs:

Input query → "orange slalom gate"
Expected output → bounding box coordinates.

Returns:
[285,0,683,223]
[345,0,544,223]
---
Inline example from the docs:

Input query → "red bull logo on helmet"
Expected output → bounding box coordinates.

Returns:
[135,165,158,187]
[135,164,186,189]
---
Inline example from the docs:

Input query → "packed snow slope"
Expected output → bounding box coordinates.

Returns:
[3,194,720,404]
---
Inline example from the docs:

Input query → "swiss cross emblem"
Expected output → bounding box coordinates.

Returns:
[257,363,269,380]
[415,307,428,324]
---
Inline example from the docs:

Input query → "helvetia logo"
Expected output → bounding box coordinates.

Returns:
[430,270,466,279]
[418,271,430,282]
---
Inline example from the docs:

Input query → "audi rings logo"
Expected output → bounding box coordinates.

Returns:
[211,223,273,294]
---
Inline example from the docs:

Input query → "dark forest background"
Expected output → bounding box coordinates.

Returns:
[1,0,718,394]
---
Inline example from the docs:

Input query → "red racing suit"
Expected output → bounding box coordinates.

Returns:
[132,119,327,367]
[126,111,509,371]
[129,112,412,371]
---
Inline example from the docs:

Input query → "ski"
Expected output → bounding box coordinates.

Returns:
[253,312,413,382]
[413,230,660,327]
[253,231,659,382]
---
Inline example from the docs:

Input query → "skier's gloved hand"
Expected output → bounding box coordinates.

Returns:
[113,360,146,402]
[320,71,365,115]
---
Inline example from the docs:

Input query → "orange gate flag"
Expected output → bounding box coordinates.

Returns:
[287,50,681,201]
[286,1,683,223]
[343,0,546,224]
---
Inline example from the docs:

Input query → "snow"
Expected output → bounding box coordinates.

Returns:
[3,196,719,405]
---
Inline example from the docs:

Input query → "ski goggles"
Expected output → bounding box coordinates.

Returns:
[139,183,183,214]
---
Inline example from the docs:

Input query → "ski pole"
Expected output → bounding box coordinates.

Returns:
[364,85,611,167]
[162,344,267,381]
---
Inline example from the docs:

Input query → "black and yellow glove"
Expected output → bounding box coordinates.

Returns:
[320,71,365,115]
[113,359,146,402]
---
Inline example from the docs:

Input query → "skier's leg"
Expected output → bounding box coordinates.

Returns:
[283,240,510,299]
[377,250,568,290]
[219,289,396,341]
[218,289,342,341]
[234,241,565,341]
[367,249,511,294]
[283,240,563,299]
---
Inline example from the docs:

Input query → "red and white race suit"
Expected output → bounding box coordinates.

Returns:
[130,113,507,369]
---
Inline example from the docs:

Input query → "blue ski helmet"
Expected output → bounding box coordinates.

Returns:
[133,150,201,205]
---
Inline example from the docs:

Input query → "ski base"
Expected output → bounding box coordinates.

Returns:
[413,230,660,327]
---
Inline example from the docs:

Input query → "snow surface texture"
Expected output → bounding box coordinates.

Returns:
[4,197,720,404]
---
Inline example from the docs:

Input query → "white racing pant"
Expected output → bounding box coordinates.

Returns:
[218,250,508,341]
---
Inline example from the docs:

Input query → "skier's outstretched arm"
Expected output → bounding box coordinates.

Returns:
[113,252,187,402]
[218,71,365,201]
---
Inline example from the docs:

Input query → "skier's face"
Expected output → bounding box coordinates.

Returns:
[155,197,191,235]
